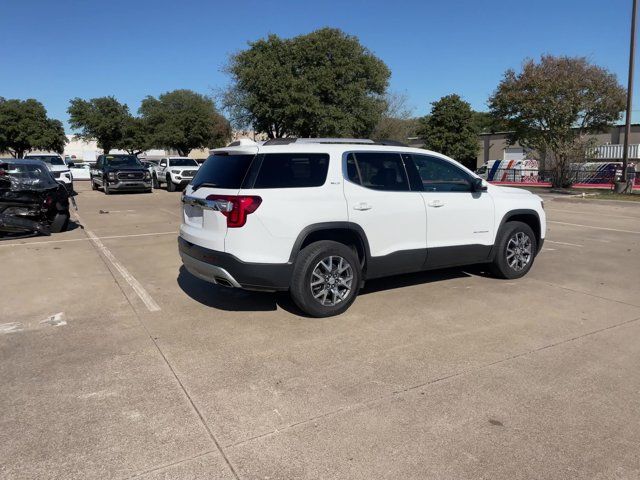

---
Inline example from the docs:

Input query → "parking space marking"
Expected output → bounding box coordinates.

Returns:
[546,240,584,247]
[548,220,640,235]
[546,208,640,220]
[84,228,161,312]
[0,231,176,248]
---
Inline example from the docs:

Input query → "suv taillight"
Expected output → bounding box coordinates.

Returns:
[206,194,262,228]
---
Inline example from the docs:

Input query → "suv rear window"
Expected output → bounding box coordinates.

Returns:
[252,153,329,189]
[346,152,410,191]
[192,154,255,189]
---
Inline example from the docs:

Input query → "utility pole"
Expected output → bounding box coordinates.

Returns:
[621,0,637,188]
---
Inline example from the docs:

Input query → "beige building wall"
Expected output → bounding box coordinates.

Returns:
[477,124,640,168]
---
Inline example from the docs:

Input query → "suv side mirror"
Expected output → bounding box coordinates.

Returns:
[472,177,487,192]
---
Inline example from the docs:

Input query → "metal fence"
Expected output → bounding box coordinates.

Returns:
[487,168,639,186]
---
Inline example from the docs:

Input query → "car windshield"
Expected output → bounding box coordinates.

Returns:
[2,163,58,189]
[25,155,65,166]
[104,155,141,167]
[170,159,198,167]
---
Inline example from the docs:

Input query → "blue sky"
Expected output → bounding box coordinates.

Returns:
[0,0,636,130]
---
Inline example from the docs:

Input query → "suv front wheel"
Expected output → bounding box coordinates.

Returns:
[290,240,362,318]
[491,221,537,279]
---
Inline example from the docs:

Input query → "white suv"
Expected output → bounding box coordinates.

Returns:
[178,138,546,317]
[23,153,73,193]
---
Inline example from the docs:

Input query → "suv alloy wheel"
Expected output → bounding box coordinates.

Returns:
[491,221,537,279]
[290,240,361,317]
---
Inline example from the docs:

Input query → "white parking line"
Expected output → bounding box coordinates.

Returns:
[0,231,176,248]
[548,221,640,235]
[546,240,584,247]
[85,229,161,312]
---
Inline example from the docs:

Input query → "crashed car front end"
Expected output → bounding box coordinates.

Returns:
[0,161,71,237]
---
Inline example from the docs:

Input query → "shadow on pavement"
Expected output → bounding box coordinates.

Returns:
[178,264,487,316]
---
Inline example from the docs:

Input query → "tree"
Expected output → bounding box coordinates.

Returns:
[118,117,150,155]
[418,94,479,169]
[140,89,230,156]
[371,92,420,143]
[489,55,626,187]
[0,98,67,158]
[224,28,390,138]
[471,111,507,134]
[68,96,131,154]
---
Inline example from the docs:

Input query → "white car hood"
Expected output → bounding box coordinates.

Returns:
[488,184,533,195]
[45,164,69,172]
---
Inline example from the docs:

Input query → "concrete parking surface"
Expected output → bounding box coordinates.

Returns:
[1,183,639,480]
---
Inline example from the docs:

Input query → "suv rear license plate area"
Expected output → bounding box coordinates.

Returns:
[184,204,203,227]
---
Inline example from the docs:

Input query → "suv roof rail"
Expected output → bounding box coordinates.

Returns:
[262,138,378,146]
[374,139,409,147]
[260,137,410,147]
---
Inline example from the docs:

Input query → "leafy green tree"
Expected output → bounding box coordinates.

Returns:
[140,89,230,156]
[489,55,626,187]
[418,94,479,169]
[118,117,150,155]
[0,98,67,158]
[471,111,507,134]
[68,96,131,154]
[224,28,390,138]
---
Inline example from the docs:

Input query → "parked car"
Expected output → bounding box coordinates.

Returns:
[152,157,200,191]
[178,138,546,317]
[23,153,74,193]
[90,154,152,194]
[68,163,91,180]
[476,159,539,183]
[0,159,71,236]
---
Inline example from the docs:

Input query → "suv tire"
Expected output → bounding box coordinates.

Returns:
[167,177,176,192]
[491,221,537,279]
[91,178,97,190]
[104,180,111,195]
[290,240,361,318]
[152,174,159,189]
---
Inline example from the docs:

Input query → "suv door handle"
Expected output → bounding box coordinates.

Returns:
[353,202,372,211]
[427,200,445,208]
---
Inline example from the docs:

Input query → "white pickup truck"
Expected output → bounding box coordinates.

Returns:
[152,157,201,191]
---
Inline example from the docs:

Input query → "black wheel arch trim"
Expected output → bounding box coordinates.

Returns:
[288,222,372,265]
[491,209,543,259]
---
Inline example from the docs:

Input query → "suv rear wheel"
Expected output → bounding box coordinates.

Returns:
[491,221,537,279]
[290,240,361,318]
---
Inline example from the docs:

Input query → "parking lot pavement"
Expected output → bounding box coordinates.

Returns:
[1,183,639,479]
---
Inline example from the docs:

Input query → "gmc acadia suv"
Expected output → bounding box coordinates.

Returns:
[178,138,546,317]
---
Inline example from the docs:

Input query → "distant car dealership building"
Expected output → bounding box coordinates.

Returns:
[477,123,640,168]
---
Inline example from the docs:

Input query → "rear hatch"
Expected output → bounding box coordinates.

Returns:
[180,150,257,252]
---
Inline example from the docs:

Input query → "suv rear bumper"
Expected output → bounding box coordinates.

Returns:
[178,236,292,291]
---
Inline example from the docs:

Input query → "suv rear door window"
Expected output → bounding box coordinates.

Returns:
[252,153,329,189]
[191,154,255,189]
[346,152,410,191]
